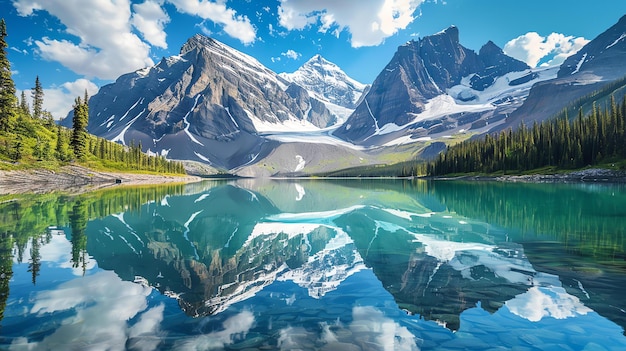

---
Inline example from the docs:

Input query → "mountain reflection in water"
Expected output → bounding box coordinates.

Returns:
[1,179,625,350]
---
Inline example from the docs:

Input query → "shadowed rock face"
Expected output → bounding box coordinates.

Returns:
[333,26,529,144]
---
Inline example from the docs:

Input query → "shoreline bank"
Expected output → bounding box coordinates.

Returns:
[430,168,626,183]
[0,165,202,195]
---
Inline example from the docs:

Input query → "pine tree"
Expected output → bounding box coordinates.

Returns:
[71,95,89,160]
[0,19,17,131]
[19,90,29,116]
[55,125,64,161]
[32,76,43,119]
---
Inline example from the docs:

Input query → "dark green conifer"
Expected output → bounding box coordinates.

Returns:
[0,19,17,131]
[71,95,89,160]
[32,76,43,119]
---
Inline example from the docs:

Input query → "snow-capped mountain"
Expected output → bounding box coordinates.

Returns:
[58,16,626,175]
[62,34,337,169]
[279,55,369,122]
[333,25,544,146]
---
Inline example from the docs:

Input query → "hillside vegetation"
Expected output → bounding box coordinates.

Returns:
[428,94,626,176]
[0,18,185,175]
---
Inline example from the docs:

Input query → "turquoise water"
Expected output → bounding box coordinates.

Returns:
[1,179,625,350]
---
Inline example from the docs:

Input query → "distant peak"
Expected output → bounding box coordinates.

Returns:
[479,40,503,55]
[303,54,341,70]
[306,54,330,64]
[483,40,498,47]
[436,25,458,35]
[180,33,220,54]
[429,25,460,43]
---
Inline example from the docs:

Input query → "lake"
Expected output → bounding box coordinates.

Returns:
[1,179,625,350]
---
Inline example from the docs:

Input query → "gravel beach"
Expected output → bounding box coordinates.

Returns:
[0,165,202,195]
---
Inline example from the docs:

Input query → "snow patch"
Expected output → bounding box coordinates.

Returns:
[606,33,626,49]
[571,53,588,75]
[449,66,558,105]
[294,155,306,172]
[194,152,212,163]
[224,107,239,128]
[262,128,366,150]
[111,108,146,146]
[119,99,142,121]
[245,109,321,133]
[184,95,204,146]
[136,67,151,77]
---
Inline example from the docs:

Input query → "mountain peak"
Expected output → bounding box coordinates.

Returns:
[279,55,366,112]
[479,40,504,56]
[309,54,324,62]
[180,33,220,55]
[303,54,336,68]
[433,25,459,41]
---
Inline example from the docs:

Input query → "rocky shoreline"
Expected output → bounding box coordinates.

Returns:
[0,165,202,195]
[434,168,626,183]
[495,168,626,183]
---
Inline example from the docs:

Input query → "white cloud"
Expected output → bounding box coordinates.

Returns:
[173,311,255,349]
[504,32,589,68]
[14,0,154,80]
[506,286,591,322]
[10,46,28,55]
[131,0,171,49]
[281,49,301,60]
[21,78,100,120]
[10,270,165,350]
[276,306,419,350]
[166,0,257,44]
[350,306,419,351]
[277,0,425,48]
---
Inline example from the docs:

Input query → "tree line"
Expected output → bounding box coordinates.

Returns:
[0,18,185,174]
[428,94,626,176]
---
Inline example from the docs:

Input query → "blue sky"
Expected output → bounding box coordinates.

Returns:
[2,0,626,119]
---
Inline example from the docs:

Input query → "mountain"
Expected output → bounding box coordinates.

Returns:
[61,34,337,169]
[501,14,626,129]
[279,55,368,122]
[58,17,626,175]
[333,26,546,146]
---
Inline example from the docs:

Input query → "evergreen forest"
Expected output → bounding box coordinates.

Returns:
[428,95,626,176]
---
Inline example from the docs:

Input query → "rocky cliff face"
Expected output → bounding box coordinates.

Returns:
[333,26,530,144]
[62,34,336,168]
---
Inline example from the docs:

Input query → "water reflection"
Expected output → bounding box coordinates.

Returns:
[1,179,626,350]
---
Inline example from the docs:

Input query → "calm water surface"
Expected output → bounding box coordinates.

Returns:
[1,179,625,350]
